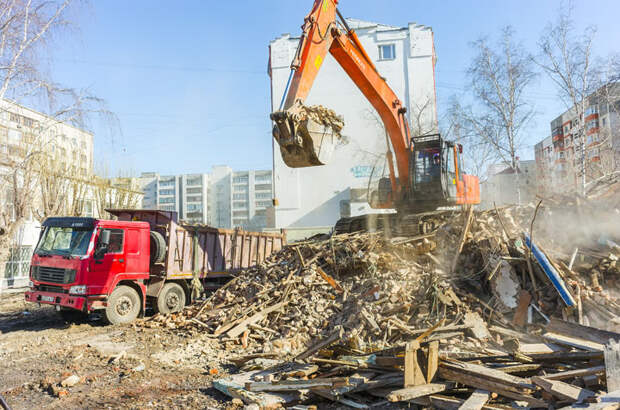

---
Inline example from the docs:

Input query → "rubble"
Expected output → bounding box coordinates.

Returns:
[136,192,620,407]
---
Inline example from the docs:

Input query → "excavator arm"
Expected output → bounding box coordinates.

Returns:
[271,0,412,203]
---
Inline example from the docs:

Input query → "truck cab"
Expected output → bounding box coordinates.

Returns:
[25,216,152,324]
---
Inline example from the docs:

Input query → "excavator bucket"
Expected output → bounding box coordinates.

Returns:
[270,101,345,167]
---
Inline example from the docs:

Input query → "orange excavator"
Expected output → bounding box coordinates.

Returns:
[270,0,480,234]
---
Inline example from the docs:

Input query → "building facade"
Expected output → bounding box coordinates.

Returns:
[534,83,620,195]
[140,166,273,230]
[268,19,437,229]
[480,160,537,209]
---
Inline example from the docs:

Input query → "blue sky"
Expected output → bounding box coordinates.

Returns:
[49,0,620,176]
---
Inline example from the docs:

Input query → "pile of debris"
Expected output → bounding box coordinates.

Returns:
[143,198,620,407]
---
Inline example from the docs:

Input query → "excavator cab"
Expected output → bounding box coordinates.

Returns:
[409,134,461,211]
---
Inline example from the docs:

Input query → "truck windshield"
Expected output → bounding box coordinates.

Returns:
[35,226,94,256]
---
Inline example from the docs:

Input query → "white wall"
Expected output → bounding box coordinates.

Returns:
[269,19,437,228]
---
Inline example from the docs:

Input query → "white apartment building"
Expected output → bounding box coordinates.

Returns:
[139,172,209,225]
[268,19,438,229]
[0,99,94,176]
[140,166,273,230]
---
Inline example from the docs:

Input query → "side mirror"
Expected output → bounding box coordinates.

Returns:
[94,230,110,259]
[99,230,110,247]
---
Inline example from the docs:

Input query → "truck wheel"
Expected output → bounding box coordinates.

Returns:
[156,282,186,314]
[104,285,141,325]
[150,231,166,264]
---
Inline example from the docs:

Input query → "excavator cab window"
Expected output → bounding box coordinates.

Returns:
[414,148,441,185]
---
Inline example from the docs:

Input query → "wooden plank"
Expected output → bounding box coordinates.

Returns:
[439,360,535,390]
[404,340,426,387]
[547,318,620,346]
[246,377,357,392]
[543,331,605,352]
[459,389,490,410]
[605,340,620,392]
[387,382,454,402]
[512,290,532,327]
[451,205,474,273]
[427,341,439,382]
[545,365,605,381]
[226,301,287,338]
[438,367,546,408]
[428,394,505,410]
[295,326,344,361]
[532,376,595,402]
[556,389,620,410]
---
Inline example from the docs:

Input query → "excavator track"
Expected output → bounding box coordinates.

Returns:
[334,210,457,236]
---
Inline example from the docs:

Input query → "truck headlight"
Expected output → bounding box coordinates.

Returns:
[69,285,87,295]
[28,280,34,288]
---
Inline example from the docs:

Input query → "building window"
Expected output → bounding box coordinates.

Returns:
[233,176,248,183]
[378,44,396,60]
[187,195,202,203]
[255,192,271,199]
[233,193,246,200]
[186,187,202,194]
[187,177,202,186]
[159,189,174,196]
[159,197,174,204]
[256,200,272,207]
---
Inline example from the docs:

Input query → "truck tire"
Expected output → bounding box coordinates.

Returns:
[150,231,166,264]
[104,285,141,325]
[156,282,186,314]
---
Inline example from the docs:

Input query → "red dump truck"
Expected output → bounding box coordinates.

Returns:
[25,209,285,324]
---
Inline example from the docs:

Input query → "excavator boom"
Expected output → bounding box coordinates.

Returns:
[270,0,481,217]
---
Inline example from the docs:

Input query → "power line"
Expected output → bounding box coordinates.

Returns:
[53,58,266,75]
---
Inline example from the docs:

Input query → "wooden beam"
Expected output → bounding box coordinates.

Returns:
[547,318,620,345]
[459,389,490,410]
[512,290,532,328]
[387,382,454,402]
[544,365,605,381]
[605,340,620,392]
[404,340,426,387]
[531,376,595,402]
[427,341,439,382]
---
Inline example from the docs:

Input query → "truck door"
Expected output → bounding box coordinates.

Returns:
[89,228,126,292]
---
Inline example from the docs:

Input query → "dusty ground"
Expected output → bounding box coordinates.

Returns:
[0,291,232,409]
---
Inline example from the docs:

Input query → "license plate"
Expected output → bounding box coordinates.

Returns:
[41,295,54,302]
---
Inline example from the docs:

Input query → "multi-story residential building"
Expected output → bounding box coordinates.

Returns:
[139,166,273,230]
[534,83,620,195]
[268,19,438,229]
[138,172,208,224]
[0,99,94,176]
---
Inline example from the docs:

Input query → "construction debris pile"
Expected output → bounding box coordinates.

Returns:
[143,192,620,408]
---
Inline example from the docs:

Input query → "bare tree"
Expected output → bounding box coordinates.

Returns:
[535,7,599,196]
[444,101,497,183]
[451,27,536,203]
[0,0,114,283]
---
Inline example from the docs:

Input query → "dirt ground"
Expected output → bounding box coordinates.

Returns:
[0,291,233,409]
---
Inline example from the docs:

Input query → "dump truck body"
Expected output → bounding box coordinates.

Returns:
[25,209,285,324]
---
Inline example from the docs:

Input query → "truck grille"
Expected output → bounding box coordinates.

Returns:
[38,284,68,293]
[38,266,67,284]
